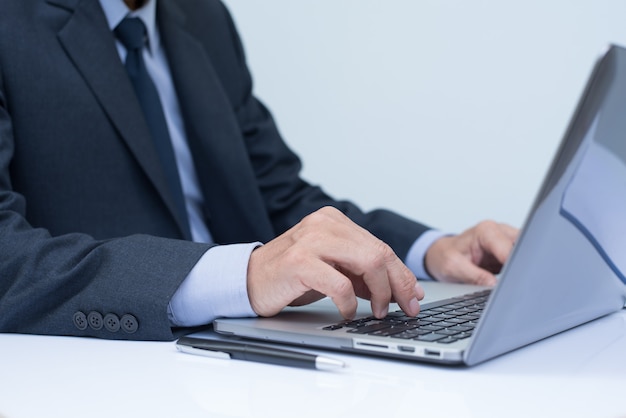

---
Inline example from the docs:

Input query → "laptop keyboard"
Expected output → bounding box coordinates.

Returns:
[322,289,491,344]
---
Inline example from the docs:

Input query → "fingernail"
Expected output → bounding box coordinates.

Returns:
[409,297,420,314]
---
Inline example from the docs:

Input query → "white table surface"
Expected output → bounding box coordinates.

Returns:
[1,306,625,418]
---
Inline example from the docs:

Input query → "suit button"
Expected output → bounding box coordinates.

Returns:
[120,314,138,334]
[73,312,88,330]
[104,313,121,332]
[87,311,103,330]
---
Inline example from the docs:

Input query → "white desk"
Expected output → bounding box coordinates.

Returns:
[1,308,625,418]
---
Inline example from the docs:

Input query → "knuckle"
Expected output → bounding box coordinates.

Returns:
[361,240,399,277]
[476,219,497,234]
[394,272,415,293]
[297,206,350,242]
[300,208,331,231]
[317,206,340,217]
[305,206,339,223]
[373,240,395,265]
[302,206,349,231]
[293,218,325,242]
[318,206,346,221]
[332,276,354,297]
[282,246,309,271]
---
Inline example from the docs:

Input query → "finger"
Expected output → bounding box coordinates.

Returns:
[336,239,416,318]
[289,290,326,307]
[355,237,423,317]
[448,256,498,286]
[299,259,359,319]
[386,262,424,317]
[301,215,396,317]
[356,247,393,318]
[499,223,520,241]
[360,245,422,318]
[365,278,391,318]
[247,234,357,317]
[478,223,517,266]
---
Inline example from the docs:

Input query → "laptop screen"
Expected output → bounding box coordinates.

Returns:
[559,50,626,285]
[465,45,626,365]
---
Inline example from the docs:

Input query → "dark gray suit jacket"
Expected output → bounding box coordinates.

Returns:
[0,0,429,340]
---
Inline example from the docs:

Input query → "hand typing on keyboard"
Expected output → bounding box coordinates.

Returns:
[425,221,518,286]
[247,207,425,320]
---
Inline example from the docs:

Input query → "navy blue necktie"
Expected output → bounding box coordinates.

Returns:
[115,17,191,239]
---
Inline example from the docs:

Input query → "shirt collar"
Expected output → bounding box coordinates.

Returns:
[98,0,160,55]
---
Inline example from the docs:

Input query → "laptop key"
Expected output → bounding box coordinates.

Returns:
[449,324,474,332]
[419,324,445,332]
[416,317,439,324]
[446,317,470,324]
[437,329,463,336]
[431,306,454,313]
[419,310,437,317]
[431,321,456,328]
[432,313,457,320]
[393,328,433,339]
[346,323,391,334]
[371,325,418,336]
[416,333,447,342]
[437,336,459,344]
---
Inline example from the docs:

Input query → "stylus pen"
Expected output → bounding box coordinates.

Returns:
[176,336,346,371]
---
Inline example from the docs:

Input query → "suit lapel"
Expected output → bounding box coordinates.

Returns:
[48,0,192,239]
[157,0,275,243]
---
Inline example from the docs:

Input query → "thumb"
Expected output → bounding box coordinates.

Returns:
[451,259,498,286]
[432,253,498,286]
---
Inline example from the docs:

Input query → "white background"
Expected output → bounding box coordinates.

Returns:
[222,0,626,233]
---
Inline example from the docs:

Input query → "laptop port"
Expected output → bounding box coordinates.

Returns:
[398,345,415,353]
[424,349,440,357]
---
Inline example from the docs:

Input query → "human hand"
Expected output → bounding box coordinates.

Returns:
[247,207,425,320]
[424,221,519,286]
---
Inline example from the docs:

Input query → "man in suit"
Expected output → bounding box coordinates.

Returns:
[0,0,516,340]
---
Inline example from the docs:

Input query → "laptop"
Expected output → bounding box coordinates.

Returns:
[211,44,626,366]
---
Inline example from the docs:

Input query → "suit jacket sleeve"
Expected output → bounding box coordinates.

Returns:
[0,58,213,341]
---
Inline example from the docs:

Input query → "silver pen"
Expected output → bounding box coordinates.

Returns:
[176,336,346,371]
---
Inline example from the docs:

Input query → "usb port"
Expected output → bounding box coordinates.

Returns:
[398,345,415,353]
[424,349,440,357]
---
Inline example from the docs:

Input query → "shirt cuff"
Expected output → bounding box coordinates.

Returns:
[405,229,449,280]
[167,242,261,327]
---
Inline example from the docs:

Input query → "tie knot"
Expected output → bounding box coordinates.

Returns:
[115,17,147,51]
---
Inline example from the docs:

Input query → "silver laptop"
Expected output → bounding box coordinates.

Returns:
[213,44,626,366]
